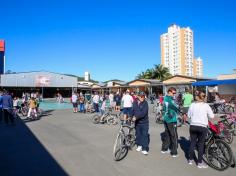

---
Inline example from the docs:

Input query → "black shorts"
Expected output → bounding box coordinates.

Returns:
[72,103,78,108]
[116,102,121,106]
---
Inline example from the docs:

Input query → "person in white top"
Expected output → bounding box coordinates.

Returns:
[121,89,133,120]
[109,92,115,109]
[187,91,214,168]
[71,92,78,113]
[93,92,100,112]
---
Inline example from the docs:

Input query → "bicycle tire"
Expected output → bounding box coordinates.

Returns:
[205,139,233,171]
[92,114,101,124]
[152,105,157,113]
[223,129,233,144]
[21,107,28,116]
[106,115,118,125]
[155,113,163,124]
[224,105,234,114]
[127,128,136,149]
[177,116,183,127]
[113,132,128,161]
[231,123,236,136]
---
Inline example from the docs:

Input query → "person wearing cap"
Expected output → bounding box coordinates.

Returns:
[121,89,133,120]
[132,92,149,155]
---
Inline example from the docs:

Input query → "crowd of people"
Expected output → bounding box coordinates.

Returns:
[1,87,233,169]
[78,87,220,169]
[0,90,42,125]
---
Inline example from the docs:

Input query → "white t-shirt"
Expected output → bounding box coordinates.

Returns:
[93,95,100,104]
[109,94,114,103]
[188,102,214,127]
[122,94,133,108]
[72,94,78,103]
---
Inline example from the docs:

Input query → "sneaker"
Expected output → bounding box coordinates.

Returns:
[136,146,142,152]
[171,154,179,158]
[197,162,208,169]
[161,150,170,154]
[142,150,148,155]
[188,159,194,165]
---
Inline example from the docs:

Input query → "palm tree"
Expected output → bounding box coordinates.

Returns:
[136,64,171,81]
[153,64,171,81]
[136,71,146,79]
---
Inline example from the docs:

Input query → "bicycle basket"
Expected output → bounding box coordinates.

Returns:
[208,121,220,135]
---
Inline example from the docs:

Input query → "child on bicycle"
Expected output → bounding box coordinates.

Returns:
[100,95,110,123]
[27,97,37,118]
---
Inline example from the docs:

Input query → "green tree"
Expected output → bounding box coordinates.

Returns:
[153,64,171,81]
[136,64,171,81]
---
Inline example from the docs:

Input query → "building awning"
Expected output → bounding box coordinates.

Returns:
[192,79,236,86]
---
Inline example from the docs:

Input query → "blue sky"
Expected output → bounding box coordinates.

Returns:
[0,0,236,81]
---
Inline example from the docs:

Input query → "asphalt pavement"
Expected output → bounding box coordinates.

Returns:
[0,108,235,176]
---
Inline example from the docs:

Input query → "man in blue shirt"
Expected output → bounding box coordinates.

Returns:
[0,91,3,123]
[2,90,14,125]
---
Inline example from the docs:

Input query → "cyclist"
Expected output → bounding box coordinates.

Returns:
[99,95,110,123]
[187,91,214,168]
[27,97,37,119]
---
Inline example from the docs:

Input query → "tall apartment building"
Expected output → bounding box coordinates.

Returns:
[0,40,5,74]
[193,57,203,77]
[161,24,203,77]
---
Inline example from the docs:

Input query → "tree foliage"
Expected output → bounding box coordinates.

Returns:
[136,64,171,81]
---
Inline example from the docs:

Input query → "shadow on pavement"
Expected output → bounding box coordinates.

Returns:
[0,117,68,176]
[178,136,191,160]
[22,110,54,123]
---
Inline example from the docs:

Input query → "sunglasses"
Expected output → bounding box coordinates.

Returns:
[172,92,176,95]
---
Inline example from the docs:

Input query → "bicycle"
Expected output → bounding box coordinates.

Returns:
[27,108,43,120]
[204,121,234,171]
[210,103,234,114]
[219,113,236,137]
[92,108,117,124]
[85,101,95,113]
[154,102,163,124]
[113,120,136,161]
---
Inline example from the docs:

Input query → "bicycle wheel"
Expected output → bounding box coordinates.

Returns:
[205,139,233,171]
[231,123,236,136]
[107,115,118,125]
[21,107,28,116]
[177,115,183,127]
[113,132,128,161]
[92,114,101,124]
[222,129,233,144]
[127,128,136,149]
[37,108,43,117]
[224,105,235,114]
[155,112,163,124]
[152,105,157,113]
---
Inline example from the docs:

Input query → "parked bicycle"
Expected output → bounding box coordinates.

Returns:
[86,101,95,113]
[219,113,236,138]
[92,108,118,125]
[15,103,29,117]
[113,120,136,161]
[210,103,235,114]
[204,121,234,171]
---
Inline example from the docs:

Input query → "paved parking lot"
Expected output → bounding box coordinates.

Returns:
[0,109,235,176]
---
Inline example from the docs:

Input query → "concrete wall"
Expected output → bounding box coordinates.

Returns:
[0,71,78,88]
